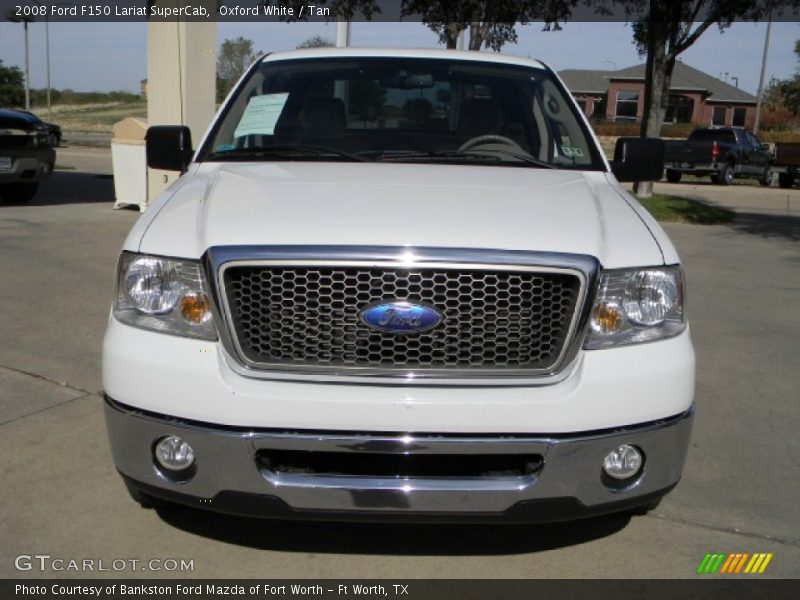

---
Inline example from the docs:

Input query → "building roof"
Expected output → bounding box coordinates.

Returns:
[560,61,757,104]
[558,69,615,94]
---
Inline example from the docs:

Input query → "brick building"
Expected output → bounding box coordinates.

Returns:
[559,61,757,129]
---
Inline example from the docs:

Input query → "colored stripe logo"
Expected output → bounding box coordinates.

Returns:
[697,553,773,574]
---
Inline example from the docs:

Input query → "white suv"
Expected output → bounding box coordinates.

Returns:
[103,48,693,522]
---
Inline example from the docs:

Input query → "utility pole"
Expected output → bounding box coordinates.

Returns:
[336,22,350,47]
[24,21,30,109]
[45,14,51,121]
[5,12,35,110]
[334,22,350,102]
[754,16,772,134]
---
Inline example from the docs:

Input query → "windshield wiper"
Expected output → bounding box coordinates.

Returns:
[210,144,369,162]
[461,148,558,169]
[375,150,503,163]
[374,149,557,168]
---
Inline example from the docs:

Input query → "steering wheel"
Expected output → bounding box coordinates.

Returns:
[458,134,523,153]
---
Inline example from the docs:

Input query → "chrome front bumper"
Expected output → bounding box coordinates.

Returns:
[105,397,693,522]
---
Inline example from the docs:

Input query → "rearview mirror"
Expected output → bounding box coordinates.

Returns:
[146,126,193,172]
[380,71,435,89]
[612,137,664,182]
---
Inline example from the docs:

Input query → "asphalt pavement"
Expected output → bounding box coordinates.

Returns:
[1,148,798,578]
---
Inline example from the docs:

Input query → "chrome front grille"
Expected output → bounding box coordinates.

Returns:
[218,257,587,378]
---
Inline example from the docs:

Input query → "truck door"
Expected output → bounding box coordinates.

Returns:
[747,132,769,172]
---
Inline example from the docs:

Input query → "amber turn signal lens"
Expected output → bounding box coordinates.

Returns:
[590,302,624,335]
[179,293,211,324]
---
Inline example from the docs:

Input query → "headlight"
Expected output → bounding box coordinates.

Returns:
[584,266,685,349]
[114,253,217,340]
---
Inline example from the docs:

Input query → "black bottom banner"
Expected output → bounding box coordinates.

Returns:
[4,580,799,600]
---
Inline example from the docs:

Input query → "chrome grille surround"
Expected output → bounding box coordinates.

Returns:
[207,247,599,385]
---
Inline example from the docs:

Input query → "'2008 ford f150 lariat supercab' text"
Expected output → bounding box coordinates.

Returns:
[103,48,694,522]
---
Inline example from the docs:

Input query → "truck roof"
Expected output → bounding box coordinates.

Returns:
[260,47,548,71]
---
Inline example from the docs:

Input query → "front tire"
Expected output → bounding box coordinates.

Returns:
[759,167,774,187]
[665,169,682,183]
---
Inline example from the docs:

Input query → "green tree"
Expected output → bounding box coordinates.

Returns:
[761,78,800,131]
[403,0,574,51]
[278,0,574,51]
[217,37,259,101]
[760,38,800,129]
[297,35,335,49]
[0,60,25,107]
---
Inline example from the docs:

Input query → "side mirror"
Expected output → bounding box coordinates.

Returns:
[146,126,193,172]
[611,137,665,182]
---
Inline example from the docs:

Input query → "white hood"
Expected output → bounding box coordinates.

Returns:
[134,162,664,268]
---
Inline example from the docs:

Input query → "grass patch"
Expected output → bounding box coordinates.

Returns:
[53,164,75,171]
[29,101,147,133]
[637,193,735,225]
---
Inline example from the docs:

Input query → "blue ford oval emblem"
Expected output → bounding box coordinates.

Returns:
[359,301,443,334]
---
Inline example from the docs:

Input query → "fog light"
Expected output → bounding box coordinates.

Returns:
[603,444,643,480]
[154,436,195,471]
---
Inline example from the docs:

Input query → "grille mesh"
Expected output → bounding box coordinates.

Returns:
[223,266,582,372]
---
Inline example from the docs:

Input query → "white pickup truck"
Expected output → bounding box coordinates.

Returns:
[103,48,694,523]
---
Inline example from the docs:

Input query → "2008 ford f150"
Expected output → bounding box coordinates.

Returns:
[103,48,694,522]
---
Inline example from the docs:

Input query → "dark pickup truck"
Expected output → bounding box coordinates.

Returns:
[0,108,56,203]
[663,127,772,186]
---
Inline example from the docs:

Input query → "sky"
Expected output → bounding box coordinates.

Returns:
[0,20,797,95]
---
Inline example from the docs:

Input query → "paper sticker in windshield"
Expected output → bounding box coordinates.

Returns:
[561,145,585,158]
[233,93,289,139]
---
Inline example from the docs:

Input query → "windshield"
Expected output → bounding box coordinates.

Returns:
[199,56,605,170]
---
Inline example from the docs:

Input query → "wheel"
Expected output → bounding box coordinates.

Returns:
[758,167,774,187]
[0,182,38,204]
[778,172,795,189]
[665,169,681,183]
[47,133,59,148]
[712,162,734,186]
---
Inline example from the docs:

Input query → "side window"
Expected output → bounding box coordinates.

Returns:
[722,131,737,145]
[738,131,752,149]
